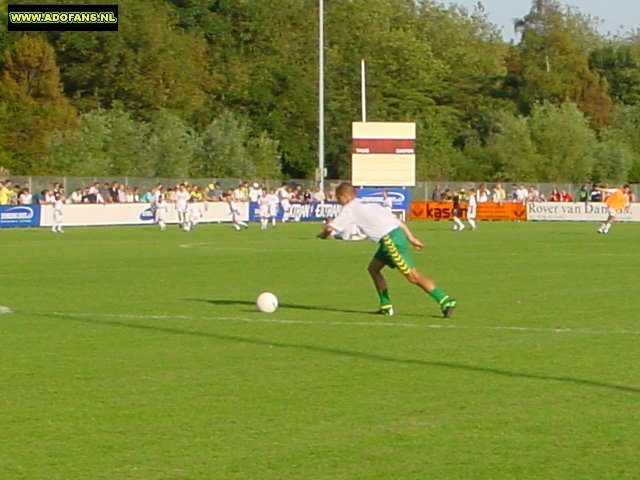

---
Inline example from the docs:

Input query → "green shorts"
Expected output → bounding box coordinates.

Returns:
[374,228,415,275]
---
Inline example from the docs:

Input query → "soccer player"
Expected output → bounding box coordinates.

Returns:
[186,197,204,230]
[275,183,291,223]
[596,184,632,234]
[225,190,249,231]
[317,182,456,318]
[155,194,169,230]
[258,188,271,229]
[174,183,190,229]
[52,194,65,233]
[266,188,280,227]
[451,190,465,231]
[466,188,478,230]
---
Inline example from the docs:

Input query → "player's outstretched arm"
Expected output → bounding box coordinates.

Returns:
[398,222,424,250]
[317,225,334,239]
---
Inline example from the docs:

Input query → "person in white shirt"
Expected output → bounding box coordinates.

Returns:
[249,182,262,203]
[186,198,204,230]
[266,189,279,227]
[515,184,529,204]
[155,194,169,230]
[225,190,248,231]
[258,188,271,229]
[174,183,191,228]
[381,190,393,214]
[52,195,65,233]
[275,183,291,223]
[312,187,326,203]
[317,182,456,318]
[466,188,478,230]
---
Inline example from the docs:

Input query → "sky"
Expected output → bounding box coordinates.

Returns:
[445,0,640,41]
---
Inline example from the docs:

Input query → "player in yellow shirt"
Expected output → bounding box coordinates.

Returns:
[596,184,631,234]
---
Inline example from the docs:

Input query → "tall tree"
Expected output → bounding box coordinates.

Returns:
[49,0,209,121]
[528,102,597,182]
[0,34,77,174]
[513,0,613,130]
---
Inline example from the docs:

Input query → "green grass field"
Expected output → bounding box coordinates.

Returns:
[1,220,639,479]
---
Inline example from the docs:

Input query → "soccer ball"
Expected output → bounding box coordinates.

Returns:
[183,223,191,232]
[256,292,278,313]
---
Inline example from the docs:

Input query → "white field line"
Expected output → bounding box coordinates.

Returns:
[47,311,640,337]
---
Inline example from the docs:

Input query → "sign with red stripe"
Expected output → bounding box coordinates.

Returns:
[351,122,416,187]
[352,138,416,154]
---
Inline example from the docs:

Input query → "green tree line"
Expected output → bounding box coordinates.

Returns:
[1,0,639,183]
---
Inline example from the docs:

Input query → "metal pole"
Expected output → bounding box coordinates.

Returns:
[318,0,325,193]
[361,59,366,122]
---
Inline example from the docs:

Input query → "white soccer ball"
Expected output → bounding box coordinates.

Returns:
[183,224,191,232]
[256,292,278,313]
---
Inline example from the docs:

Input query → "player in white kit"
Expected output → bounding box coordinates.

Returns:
[258,188,271,229]
[186,198,204,230]
[155,194,169,230]
[466,188,477,230]
[317,182,456,318]
[225,190,249,231]
[275,183,291,223]
[174,183,190,229]
[266,188,279,227]
[52,195,65,233]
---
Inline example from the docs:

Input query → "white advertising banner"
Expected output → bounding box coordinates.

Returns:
[527,202,640,222]
[39,202,246,227]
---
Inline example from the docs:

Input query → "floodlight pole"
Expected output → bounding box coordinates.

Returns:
[318,0,325,193]
[361,58,367,122]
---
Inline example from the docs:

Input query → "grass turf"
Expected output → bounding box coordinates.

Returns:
[1,220,639,479]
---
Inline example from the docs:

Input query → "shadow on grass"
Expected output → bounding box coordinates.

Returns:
[50,311,640,395]
[184,298,427,318]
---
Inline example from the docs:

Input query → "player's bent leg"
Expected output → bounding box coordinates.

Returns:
[367,258,393,315]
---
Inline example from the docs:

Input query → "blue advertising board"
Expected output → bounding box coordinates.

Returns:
[248,201,342,222]
[356,187,410,211]
[0,205,41,228]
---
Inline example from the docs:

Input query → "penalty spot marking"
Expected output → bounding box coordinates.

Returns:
[47,311,640,337]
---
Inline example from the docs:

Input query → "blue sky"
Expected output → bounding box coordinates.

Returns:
[445,0,640,41]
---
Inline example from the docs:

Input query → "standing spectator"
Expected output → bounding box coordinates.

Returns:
[510,184,519,202]
[476,184,490,203]
[527,185,542,203]
[18,187,32,205]
[0,181,9,205]
[69,188,83,204]
[431,184,442,201]
[560,190,573,202]
[577,184,589,203]
[549,188,561,202]
[312,186,326,203]
[515,184,529,204]
[590,184,603,202]
[492,184,506,203]
[206,182,223,202]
